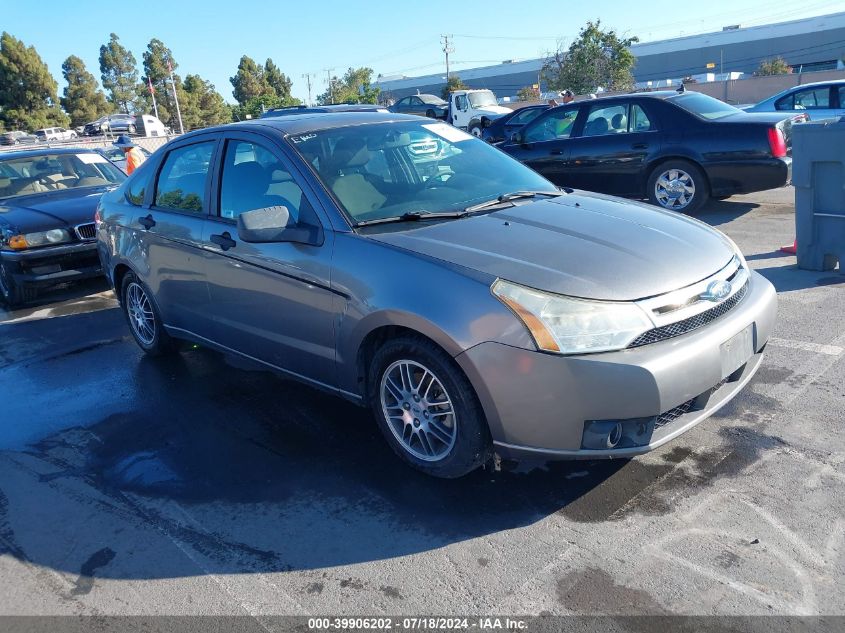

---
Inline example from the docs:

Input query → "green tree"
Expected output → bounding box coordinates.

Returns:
[317,67,379,104]
[755,57,792,76]
[542,21,638,95]
[230,55,270,105]
[99,33,138,113]
[182,74,231,129]
[142,38,187,130]
[440,75,468,100]
[0,32,68,130]
[231,93,301,121]
[517,85,541,102]
[264,58,294,102]
[61,55,111,127]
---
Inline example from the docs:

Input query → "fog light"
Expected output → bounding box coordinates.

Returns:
[582,418,656,450]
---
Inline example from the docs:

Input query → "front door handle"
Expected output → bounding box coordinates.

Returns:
[550,149,564,155]
[138,214,155,230]
[210,231,236,251]
[631,143,649,149]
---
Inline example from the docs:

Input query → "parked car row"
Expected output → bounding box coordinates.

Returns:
[83,113,169,137]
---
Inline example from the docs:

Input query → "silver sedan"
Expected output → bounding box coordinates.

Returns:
[96,113,777,477]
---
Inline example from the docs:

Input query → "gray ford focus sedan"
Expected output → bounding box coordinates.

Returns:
[96,112,777,478]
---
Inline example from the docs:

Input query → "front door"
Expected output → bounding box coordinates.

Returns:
[451,94,470,128]
[202,133,338,387]
[562,101,659,196]
[503,106,580,185]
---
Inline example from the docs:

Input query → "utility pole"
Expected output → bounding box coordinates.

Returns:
[302,73,314,106]
[323,68,335,104]
[441,34,454,82]
[167,60,184,135]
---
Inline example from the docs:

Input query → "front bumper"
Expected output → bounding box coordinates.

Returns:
[1,242,103,288]
[455,270,777,459]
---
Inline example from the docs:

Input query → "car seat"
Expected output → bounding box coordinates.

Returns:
[585,117,609,136]
[325,138,386,214]
[611,113,627,132]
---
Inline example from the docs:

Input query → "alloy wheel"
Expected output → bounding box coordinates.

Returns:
[126,282,156,346]
[379,359,457,461]
[654,168,696,210]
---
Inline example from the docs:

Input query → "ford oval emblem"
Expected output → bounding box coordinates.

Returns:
[702,280,732,302]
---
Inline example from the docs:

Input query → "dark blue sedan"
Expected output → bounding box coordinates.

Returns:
[0,148,125,305]
[481,104,549,143]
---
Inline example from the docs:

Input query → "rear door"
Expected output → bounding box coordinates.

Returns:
[562,100,660,196]
[135,135,219,337]
[201,130,338,386]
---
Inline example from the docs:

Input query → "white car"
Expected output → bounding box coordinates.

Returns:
[34,127,78,142]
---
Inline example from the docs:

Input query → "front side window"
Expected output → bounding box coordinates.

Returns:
[291,121,555,224]
[154,141,214,213]
[523,108,579,143]
[510,107,545,126]
[456,95,469,111]
[219,139,313,224]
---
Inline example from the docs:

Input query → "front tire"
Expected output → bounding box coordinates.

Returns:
[368,335,492,478]
[121,272,176,356]
[647,160,709,213]
[469,123,483,138]
[128,124,137,135]
[425,109,436,119]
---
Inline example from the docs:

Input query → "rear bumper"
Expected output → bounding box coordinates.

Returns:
[455,270,777,460]
[1,242,102,287]
[707,157,791,196]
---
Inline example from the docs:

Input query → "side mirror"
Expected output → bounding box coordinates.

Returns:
[236,206,321,245]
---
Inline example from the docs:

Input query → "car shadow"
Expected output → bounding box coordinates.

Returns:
[755,263,843,292]
[2,336,658,579]
[0,277,113,323]
[696,198,760,225]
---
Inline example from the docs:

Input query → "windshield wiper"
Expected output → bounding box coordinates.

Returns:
[463,190,565,213]
[354,210,469,227]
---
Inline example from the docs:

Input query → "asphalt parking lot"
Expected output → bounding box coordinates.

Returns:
[0,186,843,618]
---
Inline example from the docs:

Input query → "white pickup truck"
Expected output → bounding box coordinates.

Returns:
[446,89,512,137]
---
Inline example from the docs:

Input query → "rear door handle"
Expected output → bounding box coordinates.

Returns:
[210,231,236,251]
[138,214,155,230]
[631,143,649,149]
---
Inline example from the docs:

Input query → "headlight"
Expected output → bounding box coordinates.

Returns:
[492,279,654,354]
[8,229,71,249]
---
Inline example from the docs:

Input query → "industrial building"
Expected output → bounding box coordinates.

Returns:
[373,11,845,100]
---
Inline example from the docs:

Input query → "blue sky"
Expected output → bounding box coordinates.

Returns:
[4,0,840,104]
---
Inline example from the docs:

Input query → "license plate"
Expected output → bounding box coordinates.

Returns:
[720,324,754,378]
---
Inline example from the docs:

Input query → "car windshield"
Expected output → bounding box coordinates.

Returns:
[290,120,556,224]
[468,91,498,108]
[671,92,742,120]
[420,95,446,105]
[0,152,125,199]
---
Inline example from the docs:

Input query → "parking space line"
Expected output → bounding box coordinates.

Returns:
[769,337,844,357]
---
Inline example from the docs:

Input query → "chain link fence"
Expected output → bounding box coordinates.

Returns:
[0,133,178,157]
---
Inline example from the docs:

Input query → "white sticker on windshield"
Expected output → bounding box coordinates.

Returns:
[422,123,473,143]
[77,153,109,164]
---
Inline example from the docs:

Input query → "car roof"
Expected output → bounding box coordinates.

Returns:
[183,112,428,138]
[0,147,101,160]
[780,79,845,90]
[262,104,386,118]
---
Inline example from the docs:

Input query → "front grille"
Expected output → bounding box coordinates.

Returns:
[628,280,749,348]
[654,399,695,428]
[75,223,97,240]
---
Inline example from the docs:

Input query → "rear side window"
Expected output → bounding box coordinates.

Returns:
[154,141,215,213]
[583,103,628,136]
[125,169,151,206]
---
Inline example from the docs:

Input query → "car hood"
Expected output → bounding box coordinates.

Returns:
[367,192,736,301]
[0,187,114,233]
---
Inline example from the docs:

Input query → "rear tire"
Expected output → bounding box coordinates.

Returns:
[0,262,36,307]
[368,335,492,478]
[121,272,176,356]
[647,159,709,213]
